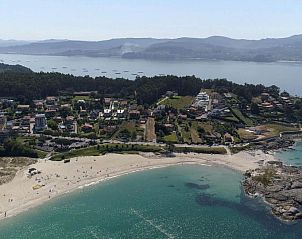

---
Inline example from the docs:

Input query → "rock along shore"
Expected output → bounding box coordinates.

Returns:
[243,161,302,222]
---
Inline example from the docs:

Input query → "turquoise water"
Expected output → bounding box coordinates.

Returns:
[1,53,302,95]
[276,141,302,167]
[0,165,301,239]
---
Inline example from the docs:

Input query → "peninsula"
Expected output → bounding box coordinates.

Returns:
[0,63,302,222]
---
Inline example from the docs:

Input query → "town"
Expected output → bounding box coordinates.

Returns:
[0,82,301,160]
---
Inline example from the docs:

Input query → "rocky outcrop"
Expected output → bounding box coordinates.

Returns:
[243,162,302,222]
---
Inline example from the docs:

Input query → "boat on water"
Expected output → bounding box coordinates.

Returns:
[123,70,129,72]
[95,68,100,71]
[101,71,107,73]
[115,72,121,75]
[138,71,144,74]
[62,66,68,69]
[132,73,138,76]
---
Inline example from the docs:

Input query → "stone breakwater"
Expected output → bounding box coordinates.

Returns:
[243,162,302,222]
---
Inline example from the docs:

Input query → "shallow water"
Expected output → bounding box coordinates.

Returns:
[0,165,301,239]
[275,141,302,166]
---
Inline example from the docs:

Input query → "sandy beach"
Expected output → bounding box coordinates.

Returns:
[0,151,274,220]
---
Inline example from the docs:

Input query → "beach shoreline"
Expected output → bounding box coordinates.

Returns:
[0,150,275,221]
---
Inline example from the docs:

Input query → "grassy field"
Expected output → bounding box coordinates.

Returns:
[0,157,37,185]
[163,132,178,143]
[237,128,258,141]
[159,96,194,110]
[112,121,142,140]
[73,95,90,101]
[190,121,203,144]
[50,143,163,161]
[231,108,254,126]
[264,123,300,137]
[175,146,227,154]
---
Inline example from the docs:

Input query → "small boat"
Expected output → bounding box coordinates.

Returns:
[62,66,68,69]
[95,68,100,71]
[101,71,107,73]
[132,73,138,76]
[138,71,144,74]
[115,72,121,75]
[123,70,129,72]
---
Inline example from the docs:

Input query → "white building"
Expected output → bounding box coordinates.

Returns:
[193,92,210,111]
[35,114,48,131]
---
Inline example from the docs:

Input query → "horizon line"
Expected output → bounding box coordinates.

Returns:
[1,33,302,43]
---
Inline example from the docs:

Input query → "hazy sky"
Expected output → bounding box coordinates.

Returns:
[1,0,302,40]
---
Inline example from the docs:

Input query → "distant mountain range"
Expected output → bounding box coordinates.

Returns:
[1,35,302,62]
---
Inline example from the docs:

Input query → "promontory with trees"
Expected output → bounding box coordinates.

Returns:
[0,62,302,161]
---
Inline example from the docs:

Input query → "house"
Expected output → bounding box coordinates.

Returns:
[33,100,45,110]
[81,124,94,133]
[17,105,30,113]
[46,96,58,105]
[117,109,126,119]
[165,91,178,97]
[193,92,210,111]
[129,110,140,120]
[224,133,234,144]
[261,93,270,101]
[103,109,112,118]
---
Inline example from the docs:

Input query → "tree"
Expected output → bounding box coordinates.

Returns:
[48,119,58,131]
[251,102,260,115]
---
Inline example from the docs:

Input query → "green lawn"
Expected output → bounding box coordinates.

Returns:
[163,132,178,143]
[264,123,300,137]
[159,96,194,110]
[73,95,90,101]
[231,108,254,126]
[50,143,163,161]
[175,146,227,154]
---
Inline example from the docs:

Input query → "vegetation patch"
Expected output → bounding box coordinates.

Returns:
[159,96,194,110]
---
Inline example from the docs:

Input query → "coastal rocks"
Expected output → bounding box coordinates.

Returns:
[291,181,302,189]
[243,162,302,222]
[254,138,295,152]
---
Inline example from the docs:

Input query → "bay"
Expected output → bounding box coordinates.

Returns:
[1,54,302,95]
[0,165,301,239]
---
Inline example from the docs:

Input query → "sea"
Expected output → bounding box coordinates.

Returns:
[0,146,302,238]
[1,53,302,95]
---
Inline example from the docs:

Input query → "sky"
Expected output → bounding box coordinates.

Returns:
[1,0,302,41]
